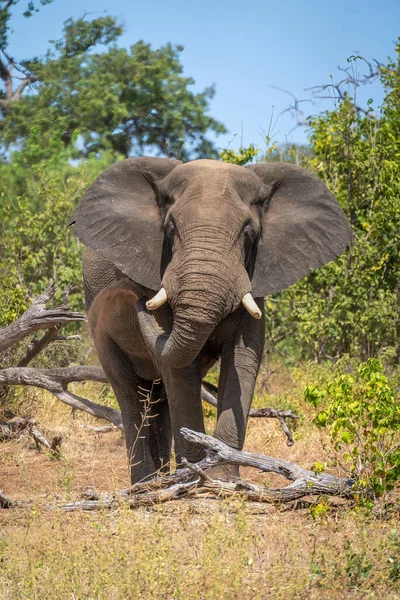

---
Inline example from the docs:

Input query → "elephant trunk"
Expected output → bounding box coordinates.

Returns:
[138,251,250,369]
[137,299,218,369]
[161,314,215,369]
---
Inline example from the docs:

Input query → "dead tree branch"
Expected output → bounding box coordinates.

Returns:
[0,414,61,453]
[0,42,38,114]
[17,326,60,366]
[275,56,385,129]
[201,381,299,445]
[0,283,85,353]
[0,366,122,429]
[181,429,355,499]
[2,427,356,510]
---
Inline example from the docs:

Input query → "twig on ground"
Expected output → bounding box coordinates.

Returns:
[79,424,117,433]
[0,415,62,454]
[201,382,299,446]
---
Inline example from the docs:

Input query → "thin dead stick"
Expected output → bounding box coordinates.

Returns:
[79,424,117,433]
[120,455,220,497]
[30,426,52,449]
[17,326,60,367]
[60,480,200,512]
[201,382,299,446]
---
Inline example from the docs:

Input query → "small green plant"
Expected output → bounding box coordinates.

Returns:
[57,461,74,500]
[220,143,259,165]
[387,529,400,583]
[311,461,327,476]
[305,358,400,501]
[309,498,331,520]
[344,539,373,589]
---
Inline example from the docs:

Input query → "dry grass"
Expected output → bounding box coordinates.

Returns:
[1,365,399,599]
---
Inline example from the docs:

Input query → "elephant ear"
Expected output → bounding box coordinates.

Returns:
[246,162,353,297]
[69,157,181,290]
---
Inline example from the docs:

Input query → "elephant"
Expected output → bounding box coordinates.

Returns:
[69,157,352,484]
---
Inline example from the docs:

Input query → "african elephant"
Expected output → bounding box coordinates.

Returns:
[69,157,352,484]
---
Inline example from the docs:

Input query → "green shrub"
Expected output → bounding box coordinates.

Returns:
[305,358,400,501]
[264,43,400,362]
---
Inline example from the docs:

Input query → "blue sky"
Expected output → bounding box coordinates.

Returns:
[7,0,400,152]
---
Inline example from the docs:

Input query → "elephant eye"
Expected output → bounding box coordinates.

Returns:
[165,219,176,239]
[242,223,256,243]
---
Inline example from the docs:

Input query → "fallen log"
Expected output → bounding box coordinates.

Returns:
[56,431,355,508]
[1,429,356,511]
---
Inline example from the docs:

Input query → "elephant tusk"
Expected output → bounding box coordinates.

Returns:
[146,288,168,310]
[242,293,262,319]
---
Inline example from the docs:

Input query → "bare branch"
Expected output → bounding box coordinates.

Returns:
[0,366,122,429]
[270,85,314,127]
[17,326,60,367]
[11,74,37,101]
[201,382,299,446]
[180,428,354,498]
[0,283,86,353]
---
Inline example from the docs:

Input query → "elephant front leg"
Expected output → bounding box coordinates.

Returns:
[214,303,265,453]
[93,332,159,484]
[160,360,206,465]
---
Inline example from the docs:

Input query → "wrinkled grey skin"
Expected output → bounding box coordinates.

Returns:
[70,158,352,484]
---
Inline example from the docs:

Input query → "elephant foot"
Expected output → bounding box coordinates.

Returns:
[204,463,240,482]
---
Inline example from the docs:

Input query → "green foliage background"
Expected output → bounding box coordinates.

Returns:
[1,3,400,368]
[222,45,400,362]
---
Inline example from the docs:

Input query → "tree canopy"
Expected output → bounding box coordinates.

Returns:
[0,9,226,161]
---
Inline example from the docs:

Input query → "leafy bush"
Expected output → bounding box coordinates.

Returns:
[0,149,115,325]
[264,42,400,362]
[220,143,259,165]
[305,358,400,501]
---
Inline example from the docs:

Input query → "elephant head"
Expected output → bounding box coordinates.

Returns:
[70,157,352,369]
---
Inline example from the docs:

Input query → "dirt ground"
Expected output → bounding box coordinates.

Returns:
[1,372,399,599]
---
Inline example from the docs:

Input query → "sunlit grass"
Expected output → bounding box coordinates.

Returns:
[1,362,399,598]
